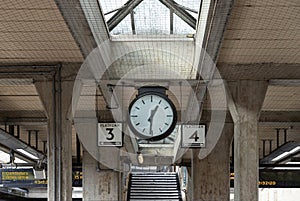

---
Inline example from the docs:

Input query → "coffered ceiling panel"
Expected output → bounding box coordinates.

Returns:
[0,0,83,63]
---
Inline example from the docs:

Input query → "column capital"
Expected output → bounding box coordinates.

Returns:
[227,80,268,122]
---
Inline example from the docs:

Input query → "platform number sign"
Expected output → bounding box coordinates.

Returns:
[98,123,123,146]
[181,125,205,148]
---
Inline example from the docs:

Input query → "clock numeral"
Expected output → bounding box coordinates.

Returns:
[165,123,169,126]
[142,128,145,132]
[164,106,169,110]
[142,100,145,104]
[135,123,140,126]
[131,115,138,117]
[166,115,173,117]
[135,106,140,110]
[159,100,162,104]
[159,128,162,132]
[151,96,153,102]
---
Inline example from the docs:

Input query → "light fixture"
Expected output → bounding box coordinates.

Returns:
[261,142,300,165]
[14,157,28,164]
[286,162,300,165]
[273,167,300,170]
[137,152,144,164]
[16,149,39,160]
[272,146,300,162]
[0,129,44,161]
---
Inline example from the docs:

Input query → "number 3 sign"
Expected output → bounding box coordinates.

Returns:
[98,123,123,146]
[181,125,205,148]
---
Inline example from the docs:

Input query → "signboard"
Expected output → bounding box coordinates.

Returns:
[72,168,82,187]
[0,168,83,187]
[0,168,47,187]
[98,123,123,146]
[181,124,205,148]
[230,170,300,188]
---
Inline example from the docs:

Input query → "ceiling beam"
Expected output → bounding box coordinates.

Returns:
[218,63,300,81]
[54,0,98,58]
[195,0,234,64]
[0,117,47,126]
[269,79,300,86]
[107,0,144,31]
[260,111,300,123]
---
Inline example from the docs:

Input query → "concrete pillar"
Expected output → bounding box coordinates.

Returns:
[35,66,76,201]
[228,80,268,201]
[193,123,233,201]
[82,149,120,201]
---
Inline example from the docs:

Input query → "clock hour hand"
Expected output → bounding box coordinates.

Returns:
[148,105,159,135]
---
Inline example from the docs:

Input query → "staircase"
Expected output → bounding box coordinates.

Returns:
[127,172,183,201]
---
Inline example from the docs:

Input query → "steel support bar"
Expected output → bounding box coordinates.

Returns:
[130,10,136,34]
[107,0,143,31]
[16,125,20,138]
[28,130,31,146]
[269,139,273,154]
[262,140,266,157]
[35,131,39,150]
[276,129,280,148]
[284,129,288,143]
[159,0,196,29]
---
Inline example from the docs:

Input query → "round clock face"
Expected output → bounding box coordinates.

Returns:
[128,93,177,141]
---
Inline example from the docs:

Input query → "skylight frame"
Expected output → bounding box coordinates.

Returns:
[98,0,202,36]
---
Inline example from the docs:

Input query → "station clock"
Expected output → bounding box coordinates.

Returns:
[128,87,177,141]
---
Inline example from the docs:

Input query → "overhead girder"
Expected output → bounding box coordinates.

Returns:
[107,0,144,31]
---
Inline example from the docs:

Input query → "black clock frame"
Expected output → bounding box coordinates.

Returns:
[128,87,177,141]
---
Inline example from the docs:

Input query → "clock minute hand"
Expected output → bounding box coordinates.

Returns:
[148,105,159,135]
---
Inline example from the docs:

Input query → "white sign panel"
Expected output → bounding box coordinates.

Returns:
[181,125,205,148]
[98,123,123,146]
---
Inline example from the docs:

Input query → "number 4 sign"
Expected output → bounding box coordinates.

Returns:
[98,123,123,147]
[181,125,205,148]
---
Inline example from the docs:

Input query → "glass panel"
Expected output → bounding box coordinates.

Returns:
[111,14,132,35]
[0,150,10,163]
[134,0,170,34]
[173,13,195,35]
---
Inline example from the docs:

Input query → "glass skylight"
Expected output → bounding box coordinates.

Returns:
[0,150,28,164]
[99,0,201,35]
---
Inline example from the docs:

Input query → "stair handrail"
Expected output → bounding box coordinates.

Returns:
[125,172,132,201]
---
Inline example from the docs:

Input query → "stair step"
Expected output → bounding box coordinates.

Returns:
[128,172,182,201]
[132,177,176,180]
[132,181,177,185]
[131,180,177,182]
[131,193,180,196]
[131,190,180,193]
[131,188,178,191]
[131,184,177,187]
[130,196,180,199]
[132,174,176,175]
[129,199,180,201]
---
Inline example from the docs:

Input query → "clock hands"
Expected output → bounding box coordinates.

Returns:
[148,105,159,135]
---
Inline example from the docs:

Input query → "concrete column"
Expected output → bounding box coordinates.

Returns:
[35,66,76,201]
[193,123,233,201]
[82,149,120,201]
[228,80,268,201]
